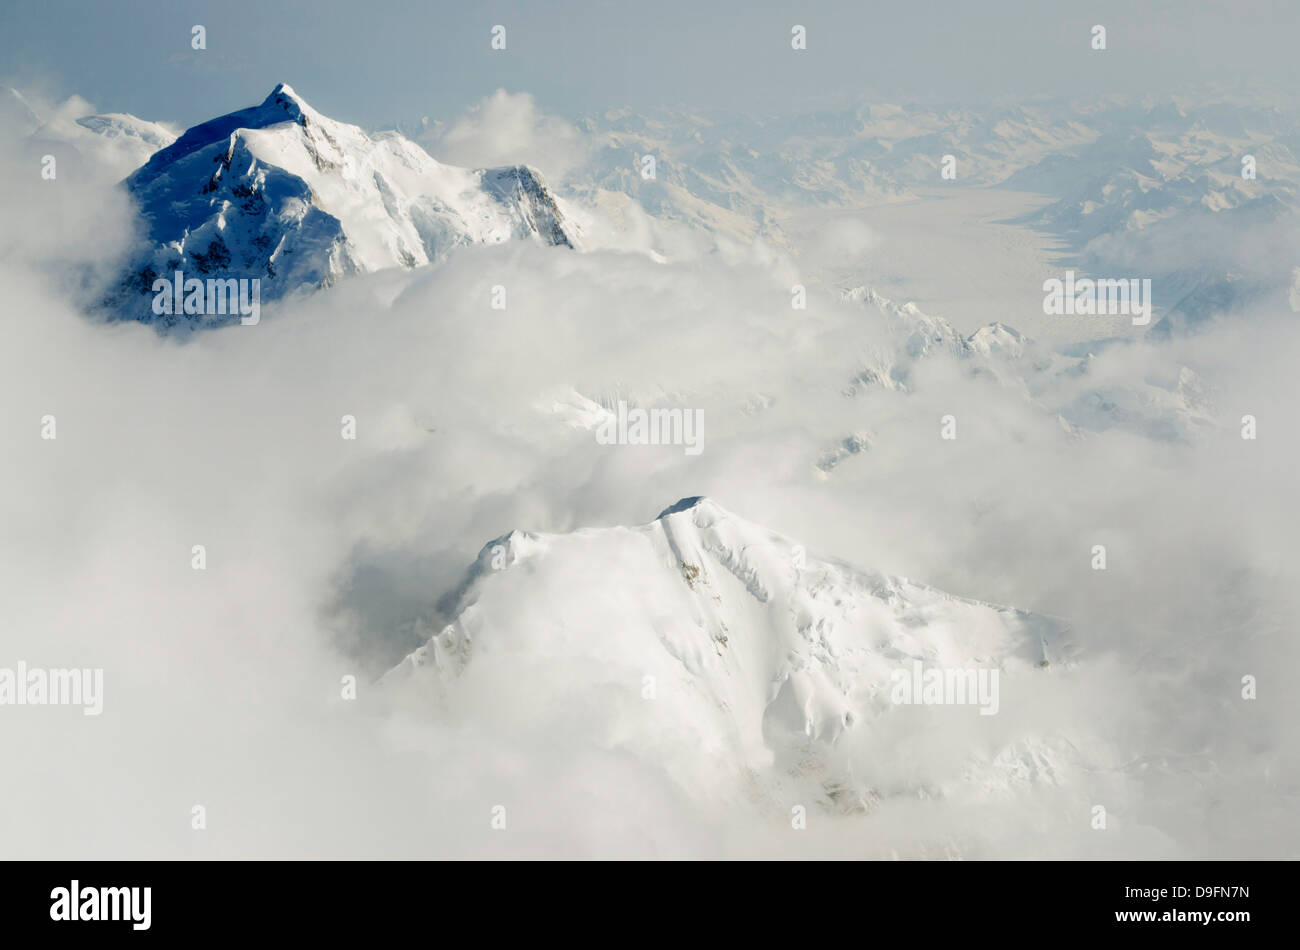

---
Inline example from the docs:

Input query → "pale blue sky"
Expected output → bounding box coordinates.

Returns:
[2,0,1297,128]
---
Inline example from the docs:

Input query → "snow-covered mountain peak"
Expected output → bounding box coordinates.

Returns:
[128,83,328,186]
[264,81,309,114]
[73,113,175,150]
[386,498,1074,813]
[966,322,1030,358]
[109,84,577,328]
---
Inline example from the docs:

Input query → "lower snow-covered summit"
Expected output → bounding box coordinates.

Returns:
[1,87,178,180]
[110,84,578,327]
[386,497,1074,812]
[837,286,1219,444]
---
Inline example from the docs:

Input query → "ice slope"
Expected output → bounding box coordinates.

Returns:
[385,497,1072,811]
[110,84,577,325]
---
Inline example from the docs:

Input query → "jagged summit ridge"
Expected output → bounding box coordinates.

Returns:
[128,83,317,186]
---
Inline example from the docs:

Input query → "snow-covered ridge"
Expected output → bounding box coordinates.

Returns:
[74,113,176,154]
[108,84,577,327]
[836,285,1218,444]
[1,86,179,179]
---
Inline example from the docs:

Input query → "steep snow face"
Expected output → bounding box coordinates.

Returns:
[111,84,576,325]
[386,497,1072,812]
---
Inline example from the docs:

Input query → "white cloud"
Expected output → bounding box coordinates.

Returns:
[418,89,592,184]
